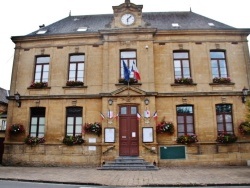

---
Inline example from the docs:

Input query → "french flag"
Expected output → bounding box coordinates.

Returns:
[136,112,141,120]
[131,61,141,80]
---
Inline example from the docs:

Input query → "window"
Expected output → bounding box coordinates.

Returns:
[34,56,50,83]
[30,107,45,137]
[176,105,195,136]
[216,104,233,134]
[210,51,228,78]
[173,51,191,79]
[66,107,82,136]
[68,54,84,82]
[0,120,6,131]
[120,50,136,79]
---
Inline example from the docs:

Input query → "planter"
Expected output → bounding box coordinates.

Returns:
[176,134,198,144]
[174,77,193,84]
[156,121,174,134]
[216,132,237,144]
[29,82,48,88]
[118,78,138,84]
[239,122,250,135]
[66,80,84,87]
[84,122,102,136]
[24,135,45,146]
[212,77,231,84]
[9,124,25,135]
[63,135,84,146]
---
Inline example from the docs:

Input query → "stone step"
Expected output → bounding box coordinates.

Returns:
[98,156,159,171]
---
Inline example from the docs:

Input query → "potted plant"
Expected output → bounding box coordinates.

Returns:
[84,122,102,136]
[174,77,193,84]
[9,124,25,134]
[63,135,84,146]
[239,121,250,135]
[24,135,45,146]
[212,77,231,84]
[66,80,84,87]
[118,78,138,84]
[176,134,198,144]
[156,120,174,134]
[29,81,48,88]
[216,132,237,144]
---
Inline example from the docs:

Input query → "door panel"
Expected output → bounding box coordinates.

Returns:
[119,105,139,156]
[0,138,4,164]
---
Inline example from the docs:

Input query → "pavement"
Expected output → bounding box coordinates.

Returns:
[0,165,250,187]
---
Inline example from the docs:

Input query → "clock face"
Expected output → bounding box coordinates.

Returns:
[121,13,135,25]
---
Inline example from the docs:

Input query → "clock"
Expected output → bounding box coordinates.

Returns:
[121,13,135,25]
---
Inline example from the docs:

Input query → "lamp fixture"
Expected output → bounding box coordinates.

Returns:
[242,87,248,103]
[14,92,21,107]
[108,99,113,105]
[144,98,149,105]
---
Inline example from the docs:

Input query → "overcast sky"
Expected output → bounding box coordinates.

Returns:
[0,0,249,90]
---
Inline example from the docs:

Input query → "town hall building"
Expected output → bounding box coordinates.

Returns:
[3,0,250,168]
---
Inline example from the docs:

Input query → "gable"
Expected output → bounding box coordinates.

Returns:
[111,85,146,96]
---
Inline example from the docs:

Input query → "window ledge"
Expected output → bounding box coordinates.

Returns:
[209,82,235,86]
[0,130,6,133]
[62,86,88,89]
[27,87,51,90]
[171,83,197,86]
[115,83,142,86]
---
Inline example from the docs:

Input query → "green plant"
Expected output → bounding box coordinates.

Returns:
[175,77,193,84]
[212,77,231,84]
[118,78,138,84]
[216,132,237,144]
[156,121,174,134]
[176,134,198,144]
[24,135,45,146]
[239,121,250,135]
[66,80,84,86]
[29,81,48,88]
[63,135,84,146]
[9,124,25,134]
[84,122,102,136]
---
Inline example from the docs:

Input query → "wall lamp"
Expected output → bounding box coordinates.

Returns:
[242,87,248,103]
[108,99,113,105]
[14,92,21,107]
[144,98,150,105]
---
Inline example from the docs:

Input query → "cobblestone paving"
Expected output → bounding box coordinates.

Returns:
[0,166,250,187]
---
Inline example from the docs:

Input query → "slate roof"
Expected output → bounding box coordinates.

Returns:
[27,11,235,36]
[0,88,8,104]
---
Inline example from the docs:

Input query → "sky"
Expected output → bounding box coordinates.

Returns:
[0,0,250,90]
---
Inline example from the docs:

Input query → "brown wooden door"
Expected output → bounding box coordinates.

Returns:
[0,138,4,164]
[119,105,139,156]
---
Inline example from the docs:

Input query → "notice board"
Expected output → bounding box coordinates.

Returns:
[160,146,186,159]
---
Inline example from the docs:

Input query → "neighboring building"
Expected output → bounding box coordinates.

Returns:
[0,87,8,164]
[3,0,250,167]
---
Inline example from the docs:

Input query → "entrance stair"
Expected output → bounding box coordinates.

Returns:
[98,156,159,171]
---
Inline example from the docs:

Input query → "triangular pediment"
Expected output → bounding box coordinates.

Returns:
[111,85,146,96]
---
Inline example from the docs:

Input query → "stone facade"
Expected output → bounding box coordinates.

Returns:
[3,1,250,167]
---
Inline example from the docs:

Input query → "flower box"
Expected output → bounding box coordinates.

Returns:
[176,134,198,144]
[66,80,84,87]
[29,81,48,88]
[239,121,250,135]
[216,132,237,144]
[24,135,45,146]
[212,77,231,84]
[156,121,174,134]
[118,78,138,84]
[9,124,25,134]
[174,77,193,84]
[63,135,84,146]
[84,122,102,136]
